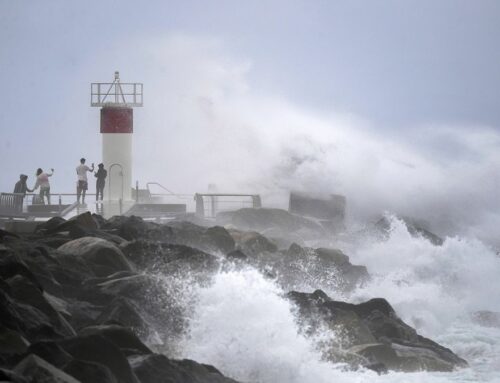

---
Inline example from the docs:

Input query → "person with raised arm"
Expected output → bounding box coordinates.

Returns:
[76,158,94,204]
[32,168,54,205]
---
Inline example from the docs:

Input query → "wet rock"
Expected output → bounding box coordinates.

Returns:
[0,288,62,342]
[203,226,235,254]
[58,334,138,383]
[228,229,277,256]
[0,256,43,292]
[63,359,117,383]
[58,237,134,277]
[166,221,235,254]
[13,354,80,383]
[248,243,368,293]
[79,325,152,356]
[226,250,248,261]
[0,367,29,383]
[287,290,467,372]
[0,327,30,359]
[121,241,219,275]
[373,216,444,246]
[103,216,172,242]
[96,297,149,336]
[36,235,74,249]
[97,274,154,301]
[217,208,326,239]
[26,340,73,368]
[6,275,76,338]
[129,354,238,383]
[35,217,67,233]
[41,212,98,235]
[49,252,96,288]
[0,229,20,240]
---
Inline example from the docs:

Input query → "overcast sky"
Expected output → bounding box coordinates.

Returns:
[2,0,500,239]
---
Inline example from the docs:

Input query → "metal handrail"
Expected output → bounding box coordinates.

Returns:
[60,201,79,217]
[146,182,192,199]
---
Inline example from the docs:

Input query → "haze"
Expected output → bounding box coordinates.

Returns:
[1,0,500,243]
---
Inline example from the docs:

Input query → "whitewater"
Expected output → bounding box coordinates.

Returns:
[173,216,500,383]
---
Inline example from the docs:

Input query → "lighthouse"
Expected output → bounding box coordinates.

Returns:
[91,72,143,201]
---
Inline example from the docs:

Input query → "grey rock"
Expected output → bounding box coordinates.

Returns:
[13,354,80,383]
[288,290,467,372]
[58,237,134,277]
[130,354,238,383]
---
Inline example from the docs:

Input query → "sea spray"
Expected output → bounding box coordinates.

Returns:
[343,215,500,381]
[345,216,500,334]
[179,267,343,383]
[177,266,484,383]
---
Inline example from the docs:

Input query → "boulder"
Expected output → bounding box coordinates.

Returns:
[0,256,43,292]
[129,354,238,383]
[203,226,235,254]
[63,359,117,383]
[49,252,96,288]
[6,275,76,338]
[58,334,139,383]
[79,325,152,356]
[0,326,30,358]
[121,241,219,275]
[97,274,154,301]
[216,208,326,239]
[225,250,248,261]
[228,229,277,256]
[0,367,29,383]
[58,237,134,277]
[13,354,80,383]
[42,212,98,235]
[373,216,444,246]
[26,340,73,368]
[246,244,368,293]
[0,288,62,342]
[96,298,149,336]
[166,222,235,254]
[287,290,467,372]
[35,216,67,233]
[102,216,171,241]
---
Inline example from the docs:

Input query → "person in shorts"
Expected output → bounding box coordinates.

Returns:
[76,158,94,204]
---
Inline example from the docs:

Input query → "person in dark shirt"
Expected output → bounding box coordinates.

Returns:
[13,174,33,210]
[13,174,33,196]
[94,163,107,201]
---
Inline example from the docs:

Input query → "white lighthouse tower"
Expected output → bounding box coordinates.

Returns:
[91,72,143,201]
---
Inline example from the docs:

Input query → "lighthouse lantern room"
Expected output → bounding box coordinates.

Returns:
[91,72,143,201]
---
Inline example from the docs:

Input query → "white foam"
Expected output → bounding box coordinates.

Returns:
[176,265,500,382]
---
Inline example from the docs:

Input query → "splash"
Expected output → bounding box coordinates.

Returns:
[176,265,498,383]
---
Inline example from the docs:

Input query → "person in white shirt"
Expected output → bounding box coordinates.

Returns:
[76,158,94,204]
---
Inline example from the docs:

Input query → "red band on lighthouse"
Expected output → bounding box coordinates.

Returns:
[100,107,133,133]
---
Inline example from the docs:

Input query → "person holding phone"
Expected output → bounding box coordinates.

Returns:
[76,158,94,204]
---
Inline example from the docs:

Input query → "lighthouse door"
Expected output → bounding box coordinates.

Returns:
[108,163,124,201]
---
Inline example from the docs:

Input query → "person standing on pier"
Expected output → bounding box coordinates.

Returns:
[13,174,33,208]
[33,168,54,204]
[14,174,33,196]
[94,163,107,202]
[76,158,94,204]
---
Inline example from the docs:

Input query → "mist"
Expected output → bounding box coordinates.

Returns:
[120,35,500,245]
[2,32,499,244]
